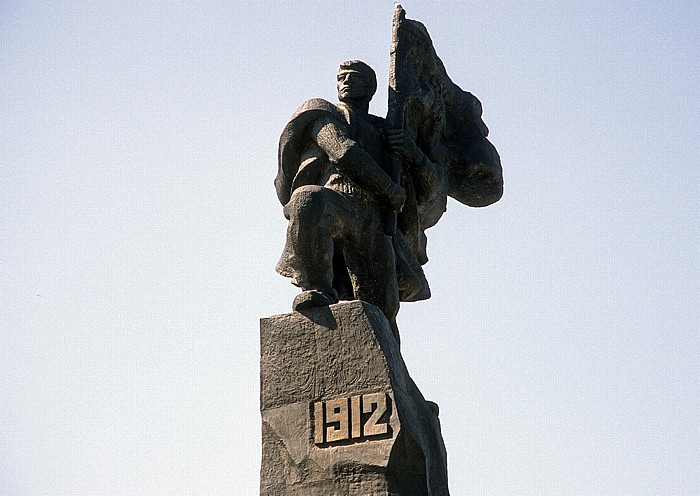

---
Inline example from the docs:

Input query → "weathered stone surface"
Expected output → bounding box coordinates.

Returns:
[260,301,449,495]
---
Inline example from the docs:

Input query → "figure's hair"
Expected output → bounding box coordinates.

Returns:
[338,60,377,100]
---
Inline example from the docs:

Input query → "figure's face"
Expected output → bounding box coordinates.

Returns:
[337,69,370,103]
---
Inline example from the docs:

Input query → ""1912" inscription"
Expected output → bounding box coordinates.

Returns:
[312,392,391,446]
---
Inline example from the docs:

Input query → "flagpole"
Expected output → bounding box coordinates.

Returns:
[385,3,406,236]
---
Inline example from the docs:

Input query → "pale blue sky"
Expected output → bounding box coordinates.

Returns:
[1,1,698,495]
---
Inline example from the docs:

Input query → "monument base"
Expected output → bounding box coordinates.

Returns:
[260,301,449,495]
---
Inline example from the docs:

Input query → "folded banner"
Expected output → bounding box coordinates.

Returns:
[389,4,503,228]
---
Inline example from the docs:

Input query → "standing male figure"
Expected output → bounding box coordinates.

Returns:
[275,60,441,342]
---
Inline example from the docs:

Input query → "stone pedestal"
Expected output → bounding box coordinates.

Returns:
[260,301,449,495]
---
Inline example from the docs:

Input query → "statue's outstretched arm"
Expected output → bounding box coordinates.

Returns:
[311,118,406,212]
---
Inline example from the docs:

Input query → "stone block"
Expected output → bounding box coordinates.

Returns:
[260,301,450,495]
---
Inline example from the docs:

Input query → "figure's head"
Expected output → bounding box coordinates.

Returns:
[337,60,377,107]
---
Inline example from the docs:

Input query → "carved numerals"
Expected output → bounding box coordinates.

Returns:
[312,392,391,446]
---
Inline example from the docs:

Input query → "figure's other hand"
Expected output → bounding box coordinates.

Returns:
[386,129,420,162]
[386,182,406,212]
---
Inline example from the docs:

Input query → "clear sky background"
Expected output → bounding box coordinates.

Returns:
[1,1,698,495]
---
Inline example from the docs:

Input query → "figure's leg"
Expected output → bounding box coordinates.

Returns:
[343,228,401,343]
[278,186,340,309]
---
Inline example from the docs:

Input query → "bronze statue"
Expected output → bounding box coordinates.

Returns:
[275,6,503,344]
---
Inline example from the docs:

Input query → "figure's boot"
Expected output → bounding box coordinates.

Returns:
[293,289,338,311]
